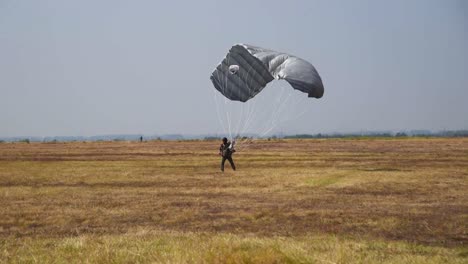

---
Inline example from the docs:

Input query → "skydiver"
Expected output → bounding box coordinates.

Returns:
[219,137,236,172]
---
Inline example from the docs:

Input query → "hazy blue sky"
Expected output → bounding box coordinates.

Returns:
[1,0,467,137]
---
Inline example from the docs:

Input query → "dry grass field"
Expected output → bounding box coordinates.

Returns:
[0,138,467,263]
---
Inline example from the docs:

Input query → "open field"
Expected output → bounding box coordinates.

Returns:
[0,138,467,263]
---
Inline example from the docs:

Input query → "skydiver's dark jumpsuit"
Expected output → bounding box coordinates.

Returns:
[220,142,236,172]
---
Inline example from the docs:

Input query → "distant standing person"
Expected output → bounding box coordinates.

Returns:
[219,137,236,172]
[140,136,143,142]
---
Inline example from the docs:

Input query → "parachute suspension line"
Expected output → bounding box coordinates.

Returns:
[240,60,259,138]
[241,61,268,136]
[264,84,289,129]
[261,87,293,136]
[258,105,286,138]
[263,92,310,140]
[223,55,233,141]
[212,90,225,136]
[236,73,263,149]
[240,87,303,151]
[233,62,255,142]
[212,74,223,134]
[258,89,299,139]
[238,89,284,149]
[280,95,311,126]
[228,61,258,150]
[237,60,293,150]
[237,89,271,147]
[238,102,273,148]
[237,84,289,147]
[211,53,258,145]
[236,63,260,142]
[212,70,229,137]
[234,61,251,140]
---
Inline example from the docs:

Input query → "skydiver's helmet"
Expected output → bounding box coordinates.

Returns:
[222,137,228,144]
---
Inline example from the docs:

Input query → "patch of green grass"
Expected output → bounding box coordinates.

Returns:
[304,172,347,187]
[1,232,466,264]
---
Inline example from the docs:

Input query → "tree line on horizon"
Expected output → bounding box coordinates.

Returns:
[282,130,468,139]
[2,130,468,143]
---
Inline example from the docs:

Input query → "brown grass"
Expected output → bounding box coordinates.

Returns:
[0,138,467,262]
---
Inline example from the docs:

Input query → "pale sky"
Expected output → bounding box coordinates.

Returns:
[1,0,467,137]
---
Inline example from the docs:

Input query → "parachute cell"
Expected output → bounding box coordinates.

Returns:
[210,44,324,102]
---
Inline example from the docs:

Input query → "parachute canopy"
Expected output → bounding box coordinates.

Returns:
[210,44,324,102]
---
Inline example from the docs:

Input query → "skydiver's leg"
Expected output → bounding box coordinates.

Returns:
[228,156,236,171]
[221,157,226,172]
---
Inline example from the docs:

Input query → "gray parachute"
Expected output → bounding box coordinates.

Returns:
[210,44,324,102]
